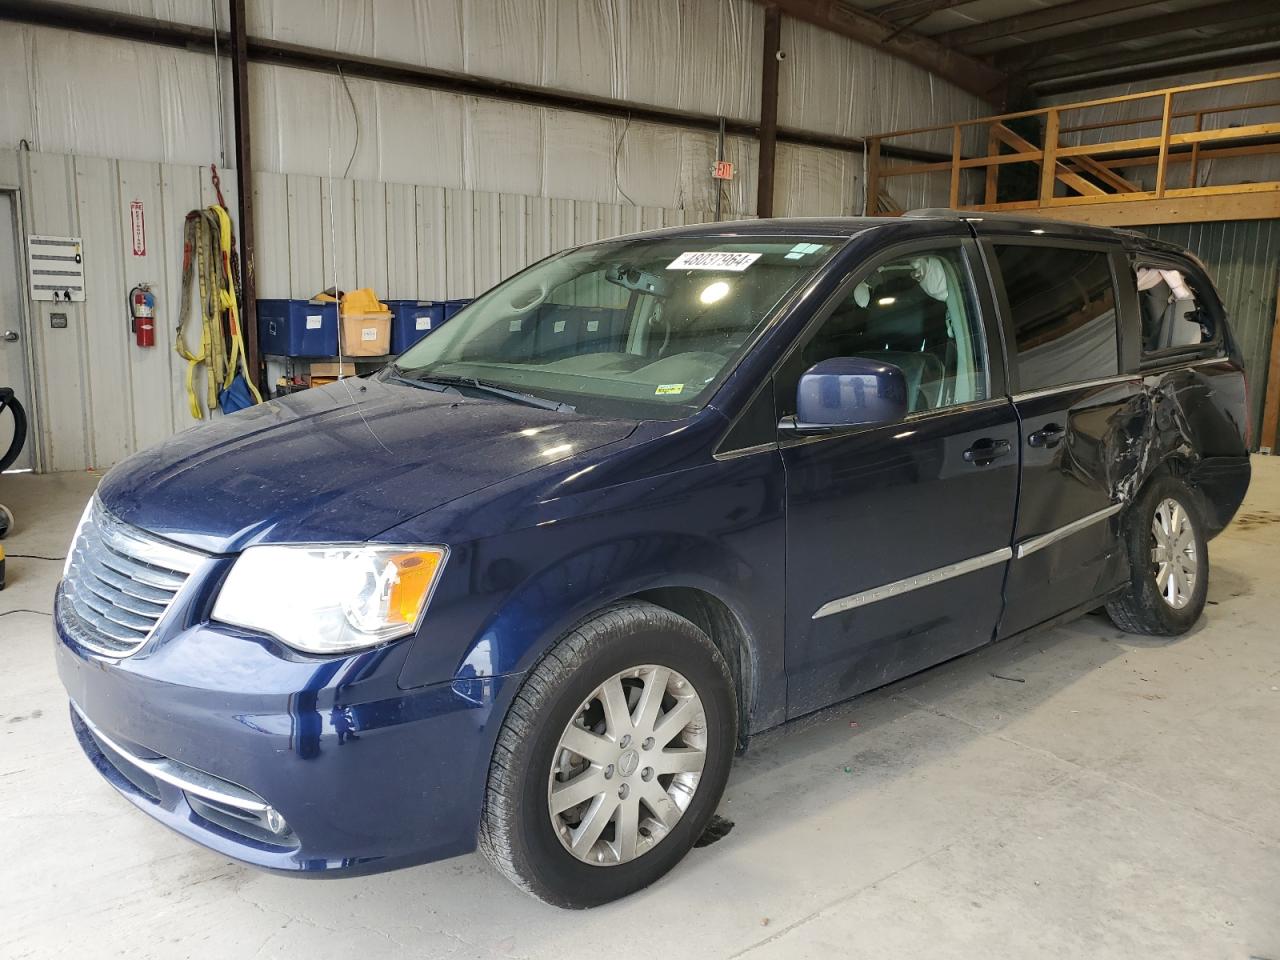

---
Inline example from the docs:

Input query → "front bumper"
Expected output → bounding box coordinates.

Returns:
[54,593,518,875]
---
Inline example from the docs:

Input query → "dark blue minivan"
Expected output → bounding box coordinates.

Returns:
[55,212,1251,907]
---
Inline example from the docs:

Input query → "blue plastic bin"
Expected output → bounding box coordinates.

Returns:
[258,299,338,357]
[386,300,446,353]
[443,299,471,320]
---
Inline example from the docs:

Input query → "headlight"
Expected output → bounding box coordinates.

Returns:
[212,544,447,655]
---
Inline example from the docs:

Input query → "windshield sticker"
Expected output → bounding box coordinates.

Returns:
[785,242,824,260]
[667,251,761,272]
[655,383,684,396]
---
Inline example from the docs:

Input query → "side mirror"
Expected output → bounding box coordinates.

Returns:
[786,357,909,434]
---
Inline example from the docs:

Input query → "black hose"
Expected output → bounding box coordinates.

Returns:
[0,390,28,472]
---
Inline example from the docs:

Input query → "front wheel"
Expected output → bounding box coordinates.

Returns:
[479,601,737,907]
[1106,476,1209,636]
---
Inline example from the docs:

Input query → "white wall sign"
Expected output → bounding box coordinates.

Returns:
[28,235,86,302]
[130,200,146,257]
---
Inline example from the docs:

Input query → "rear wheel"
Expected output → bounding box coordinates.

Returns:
[1106,476,1208,636]
[479,601,737,907]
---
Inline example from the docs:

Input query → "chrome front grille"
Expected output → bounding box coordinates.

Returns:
[60,499,205,657]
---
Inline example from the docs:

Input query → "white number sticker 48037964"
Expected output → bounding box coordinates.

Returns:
[666,251,761,271]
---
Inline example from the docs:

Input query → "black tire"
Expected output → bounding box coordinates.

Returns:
[0,394,27,473]
[479,600,737,908]
[1106,476,1209,636]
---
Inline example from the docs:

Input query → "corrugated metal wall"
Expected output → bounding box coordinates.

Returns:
[0,11,988,220]
[0,3,993,472]
[0,147,689,472]
[1133,219,1279,443]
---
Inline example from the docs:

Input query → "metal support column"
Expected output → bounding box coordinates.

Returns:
[229,0,262,393]
[757,5,781,219]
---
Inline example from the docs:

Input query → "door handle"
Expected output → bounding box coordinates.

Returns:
[1028,423,1067,448]
[2,331,18,343]
[963,437,1011,465]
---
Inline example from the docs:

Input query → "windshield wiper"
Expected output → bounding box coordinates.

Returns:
[413,374,575,413]
[385,373,458,395]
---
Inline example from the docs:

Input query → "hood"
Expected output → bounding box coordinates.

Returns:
[96,379,638,553]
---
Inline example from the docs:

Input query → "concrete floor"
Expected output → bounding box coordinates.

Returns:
[3,461,1279,960]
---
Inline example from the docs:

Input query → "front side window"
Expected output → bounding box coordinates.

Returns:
[388,237,840,420]
[1134,260,1214,355]
[995,244,1119,393]
[779,246,988,417]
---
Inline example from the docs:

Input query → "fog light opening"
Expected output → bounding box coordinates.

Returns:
[264,806,288,835]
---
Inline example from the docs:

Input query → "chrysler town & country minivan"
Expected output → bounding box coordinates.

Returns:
[55,211,1251,907]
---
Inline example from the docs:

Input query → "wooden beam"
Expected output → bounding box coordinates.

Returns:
[757,5,781,219]
[949,125,963,208]
[996,0,1277,70]
[991,123,1104,197]
[1067,156,1139,193]
[937,0,1164,50]
[971,189,1280,226]
[984,124,999,205]
[763,0,1006,105]
[1053,123,1280,159]
[865,138,882,215]
[1155,92,1173,198]
[1039,111,1059,204]
[1260,275,1280,453]
[1060,97,1280,136]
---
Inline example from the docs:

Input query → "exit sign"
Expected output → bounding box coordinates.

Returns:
[712,160,735,180]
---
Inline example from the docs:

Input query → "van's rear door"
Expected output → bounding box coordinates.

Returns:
[980,239,1147,638]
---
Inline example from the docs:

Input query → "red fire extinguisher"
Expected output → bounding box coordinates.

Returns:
[129,284,156,348]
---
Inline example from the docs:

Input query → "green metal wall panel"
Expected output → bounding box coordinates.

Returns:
[1134,219,1279,449]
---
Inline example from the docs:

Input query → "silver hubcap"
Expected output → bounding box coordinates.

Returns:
[548,665,707,866]
[1151,497,1197,609]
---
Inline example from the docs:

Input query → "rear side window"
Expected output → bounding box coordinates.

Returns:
[995,245,1119,393]
[1133,260,1214,356]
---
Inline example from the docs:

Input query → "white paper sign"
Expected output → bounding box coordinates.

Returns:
[306,314,323,330]
[28,235,86,302]
[415,316,432,330]
[667,251,761,272]
[361,327,377,341]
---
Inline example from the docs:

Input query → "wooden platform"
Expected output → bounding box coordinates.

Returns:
[864,71,1280,227]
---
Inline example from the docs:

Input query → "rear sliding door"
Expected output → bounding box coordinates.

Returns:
[983,240,1146,638]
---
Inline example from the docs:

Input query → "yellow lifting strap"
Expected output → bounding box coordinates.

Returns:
[210,205,263,407]
[175,205,262,418]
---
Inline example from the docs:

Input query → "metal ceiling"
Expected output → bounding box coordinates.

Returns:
[814,0,1280,98]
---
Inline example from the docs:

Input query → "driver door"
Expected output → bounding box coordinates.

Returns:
[778,238,1020,718]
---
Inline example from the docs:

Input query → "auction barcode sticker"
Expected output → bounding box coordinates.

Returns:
[667,251,761,271]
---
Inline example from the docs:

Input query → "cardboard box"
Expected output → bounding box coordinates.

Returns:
[340,311,392,357]
[308,361,357,379]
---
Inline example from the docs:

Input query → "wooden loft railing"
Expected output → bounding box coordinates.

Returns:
[864,71,1280,226]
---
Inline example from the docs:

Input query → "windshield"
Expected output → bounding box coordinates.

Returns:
[386,236,841,419]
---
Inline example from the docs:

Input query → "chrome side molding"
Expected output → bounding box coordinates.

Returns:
[811,501,1126,619]
[1015,502,1124,559]
[812,546,1013,620]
